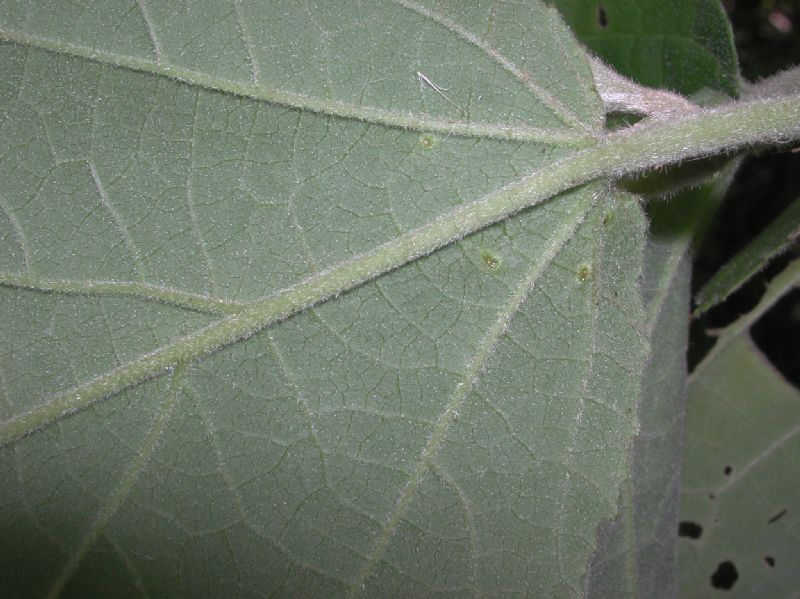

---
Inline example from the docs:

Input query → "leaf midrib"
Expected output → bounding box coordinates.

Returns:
[0,158,593,447]
[3,92,800,447]
[2,5,798,596]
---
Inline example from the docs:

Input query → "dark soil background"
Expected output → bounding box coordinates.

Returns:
[690,0,800,385]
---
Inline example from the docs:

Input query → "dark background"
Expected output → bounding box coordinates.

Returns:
[691,0,800,384]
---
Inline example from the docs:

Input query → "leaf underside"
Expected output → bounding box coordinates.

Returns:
[0,2,649,597]
[553,1,739,597]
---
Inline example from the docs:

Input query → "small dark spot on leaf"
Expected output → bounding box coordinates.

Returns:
[602,212,613,226]
[724,465,732,476]
[678,521,703,539]
[711,561,738,589]
[597,4,609,28]
[768,508,787,524]
[709,492,716,500]
[764,556,775,568]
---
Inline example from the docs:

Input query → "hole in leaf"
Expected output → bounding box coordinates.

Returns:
[678,521,703,539]
[765,556,776,568]
[597,4,608,28]
[711,561,739,590]
[724,465,732,476]
[768,508,787,524]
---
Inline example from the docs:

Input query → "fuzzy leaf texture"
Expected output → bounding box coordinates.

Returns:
[1,1,652,597]
[554,2,739,597]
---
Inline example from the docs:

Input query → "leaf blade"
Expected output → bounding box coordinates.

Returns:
[0,2,655,596]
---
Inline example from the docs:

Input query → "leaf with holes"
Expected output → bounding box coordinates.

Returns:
[555,0,739,97]
[679,259,800,598]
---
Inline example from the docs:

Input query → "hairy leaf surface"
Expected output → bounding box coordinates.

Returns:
[0,2,649,597]
[553,1,739,596]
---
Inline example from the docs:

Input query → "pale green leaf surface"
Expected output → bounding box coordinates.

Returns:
[553,2,739,596]
[679,258,800,597]
[586,196,695,599]
[679,335,800,598]
[582,169,741,599]
[694,196,800,316]
[0,2,650,597]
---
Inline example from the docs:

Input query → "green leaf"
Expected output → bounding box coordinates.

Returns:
[551,2,739,597]
[679,259,800,598]
[555,0,739,97]
[584,223,692,599]
[694,196,800,316]
[0,2,653,597]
